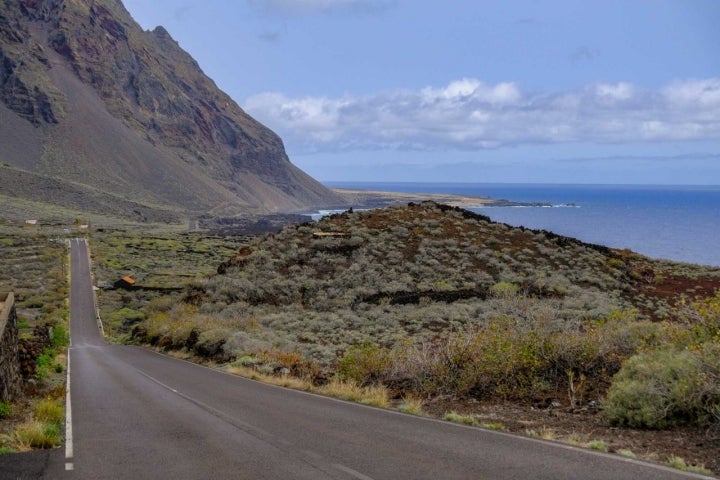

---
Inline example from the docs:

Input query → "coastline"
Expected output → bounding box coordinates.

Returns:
[328,188,551,210]
[203,189,548,236]
[315,183,720,267]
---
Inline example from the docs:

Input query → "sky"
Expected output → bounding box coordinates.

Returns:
[122,0,720,184]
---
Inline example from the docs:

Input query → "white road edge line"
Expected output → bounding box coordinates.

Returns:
[65,241,74,471]
[332,463,376,480]
[65,351,73,464]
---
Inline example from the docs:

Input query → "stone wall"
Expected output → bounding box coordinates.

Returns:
[18,325,52,380]
[0,292,22,402]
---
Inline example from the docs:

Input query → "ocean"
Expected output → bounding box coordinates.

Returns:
[323,182,720,267]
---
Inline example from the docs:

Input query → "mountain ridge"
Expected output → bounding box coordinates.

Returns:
[0,0,344,221]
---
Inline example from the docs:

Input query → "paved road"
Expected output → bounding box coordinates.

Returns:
[5,238,711,479]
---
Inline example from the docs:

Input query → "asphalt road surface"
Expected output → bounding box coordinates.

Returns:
[3,238,711,479]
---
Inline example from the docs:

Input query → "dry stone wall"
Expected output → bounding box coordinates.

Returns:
[0,292,22,402]
[18,325,52,380]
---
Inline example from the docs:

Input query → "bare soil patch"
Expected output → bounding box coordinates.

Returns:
[423,398,719,476]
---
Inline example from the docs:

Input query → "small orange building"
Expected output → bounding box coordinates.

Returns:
[114,276,136,289]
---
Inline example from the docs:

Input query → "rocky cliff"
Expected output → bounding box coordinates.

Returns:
[0,0,343,220]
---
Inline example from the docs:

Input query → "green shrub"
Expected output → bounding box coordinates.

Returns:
[35,350,52,368]
[51,325,69,348]
[587,440,607,452]
[0,402,11,419]
[603,345,720,429]
[35,349,56,380]
[338,341,391,385]
[667,455,711,474]
[681,291,720,345]
[235,355,258,367]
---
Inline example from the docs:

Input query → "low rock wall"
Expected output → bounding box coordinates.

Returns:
[0,292,22,402]
[18,325,52,379]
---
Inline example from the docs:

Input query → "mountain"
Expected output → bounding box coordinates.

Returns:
[0,0,344,222]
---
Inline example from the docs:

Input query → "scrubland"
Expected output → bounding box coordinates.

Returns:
[92,202,720,472]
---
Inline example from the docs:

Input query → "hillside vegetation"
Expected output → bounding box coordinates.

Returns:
[127,202,719,433]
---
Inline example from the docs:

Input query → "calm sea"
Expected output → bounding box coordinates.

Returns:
[324,182,720,267]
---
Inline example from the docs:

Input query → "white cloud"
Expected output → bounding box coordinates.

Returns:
[244,78,720,152]
[593,82,635,102]
[663,78,720,108]
[420,79,521,105]
[245,93,352,142]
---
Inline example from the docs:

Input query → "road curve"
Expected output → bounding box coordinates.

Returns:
[13,238,712,479]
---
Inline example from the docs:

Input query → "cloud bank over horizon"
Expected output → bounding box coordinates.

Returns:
[245,77,720,153]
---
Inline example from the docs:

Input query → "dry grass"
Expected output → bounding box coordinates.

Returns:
[398,396,425,416]
[526,427,574,443]
[317,379,390,408]
[226,365,314,391]
[481,422,506,431]
[587,439,608,452]
[11,421,61,451]
[443,411,479,427]
[564,433,588,447]
[33,398,64,425]
[537,427,557,440]
[224,366,390,407]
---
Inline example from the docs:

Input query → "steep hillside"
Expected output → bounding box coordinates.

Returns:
[0,0,344,220]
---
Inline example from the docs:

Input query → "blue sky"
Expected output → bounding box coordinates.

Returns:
[122,0,720,184]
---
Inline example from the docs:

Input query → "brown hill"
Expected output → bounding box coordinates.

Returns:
[133,201,720,363]
[0,0,344,221]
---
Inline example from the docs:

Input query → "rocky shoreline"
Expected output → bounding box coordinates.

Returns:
[201,188,551,235]
[327,187,551,210]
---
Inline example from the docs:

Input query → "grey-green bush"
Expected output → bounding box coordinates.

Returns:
[603,345,720,429]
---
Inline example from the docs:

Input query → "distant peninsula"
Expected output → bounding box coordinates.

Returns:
[328,188,551,210]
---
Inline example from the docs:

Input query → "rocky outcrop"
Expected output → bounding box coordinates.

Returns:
[0,292,22,402]
[0,16,62,126]
[0,53,60,125]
